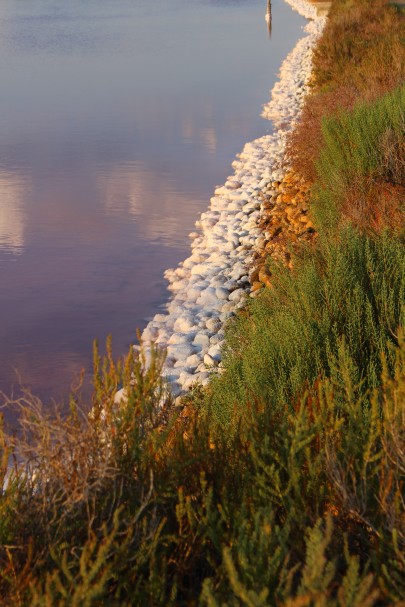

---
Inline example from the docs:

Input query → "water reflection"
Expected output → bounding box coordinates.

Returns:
[0,4,117,56]
[201,127,218,154]
[0,0,307,405]
[181,108,218,154]
[266,0,272,39]
[0,171,27,255]
[99,163,205,246]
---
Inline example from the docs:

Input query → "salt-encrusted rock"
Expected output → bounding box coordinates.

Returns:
[173,316,195,333]
[196,287,218,306]
[167,333,192,345]
[194,371,210,385]
[206,318,221,332]
[204,353,217,368]
[167,343,194,361]
[193,333,210,349]
[186,353,201,368]
[114,387,126,405]
[219,311,234,323]
[207,344,222,362]
[226,180,242,190]
[215,286,229,300]
[209,334,221,345]
[230,263,245,280]
[228,288,245,303]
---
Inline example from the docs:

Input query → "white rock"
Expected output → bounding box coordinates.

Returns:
[164,355,175,368]
[192,333,210,349]
[206,318,221,332]
[165,368,182,381]
[220,311,234,322]
[114,388,127,405]
[142,326,159,342]
[186,353,201,368]
[230,263,245,280]
[204,353,217,367]
[208,344,221,361]
[209,335,221,346]
[196,288,219,306]
[183,375,199,390]
[215,287,229,300]
[167,332,193,345]
[229,288,245,303]
[153,314,170,323]
[173,316,195,333]
[225,180,242,190]
[167,343,194,361]
[186,287,204,303]
[193,371,210,384]
[179,371,194,385]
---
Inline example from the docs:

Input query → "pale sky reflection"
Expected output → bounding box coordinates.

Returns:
[181,106,218,154]
[98,162,206,246]
[0,170,28,255]
[201,127,218,154]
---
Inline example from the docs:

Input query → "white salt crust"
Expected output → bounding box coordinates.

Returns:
[116,0,326,403]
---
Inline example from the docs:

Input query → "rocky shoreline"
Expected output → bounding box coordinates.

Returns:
[118,0,326,402]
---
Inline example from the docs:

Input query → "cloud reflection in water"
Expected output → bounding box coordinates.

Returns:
[0,170,28,255]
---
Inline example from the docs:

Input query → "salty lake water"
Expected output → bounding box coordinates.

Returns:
[0,0,305,405]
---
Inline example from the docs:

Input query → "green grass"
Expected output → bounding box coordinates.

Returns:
[314,85,405,232]
[287,0,405,186]
[205,228,404,436]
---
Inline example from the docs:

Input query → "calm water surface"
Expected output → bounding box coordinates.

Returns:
[0,0,305,405]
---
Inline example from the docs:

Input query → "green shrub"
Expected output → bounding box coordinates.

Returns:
[205,229,404,436]
[287,0,405,187]
[201,340,405,606]
[314,85,405,232]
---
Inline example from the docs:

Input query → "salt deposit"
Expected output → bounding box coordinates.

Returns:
[116,0,326,403]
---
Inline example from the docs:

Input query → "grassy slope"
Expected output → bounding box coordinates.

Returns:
[0,0,404,605]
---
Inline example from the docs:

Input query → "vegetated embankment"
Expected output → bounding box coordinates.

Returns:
[0,0,404,605]
[128,0,324,401]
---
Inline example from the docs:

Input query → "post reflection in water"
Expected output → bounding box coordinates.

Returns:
[266,0,272,38]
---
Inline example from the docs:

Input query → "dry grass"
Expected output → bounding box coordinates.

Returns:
[0,332,404,605]
[286,86,358,183]
[287,0,405,190]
